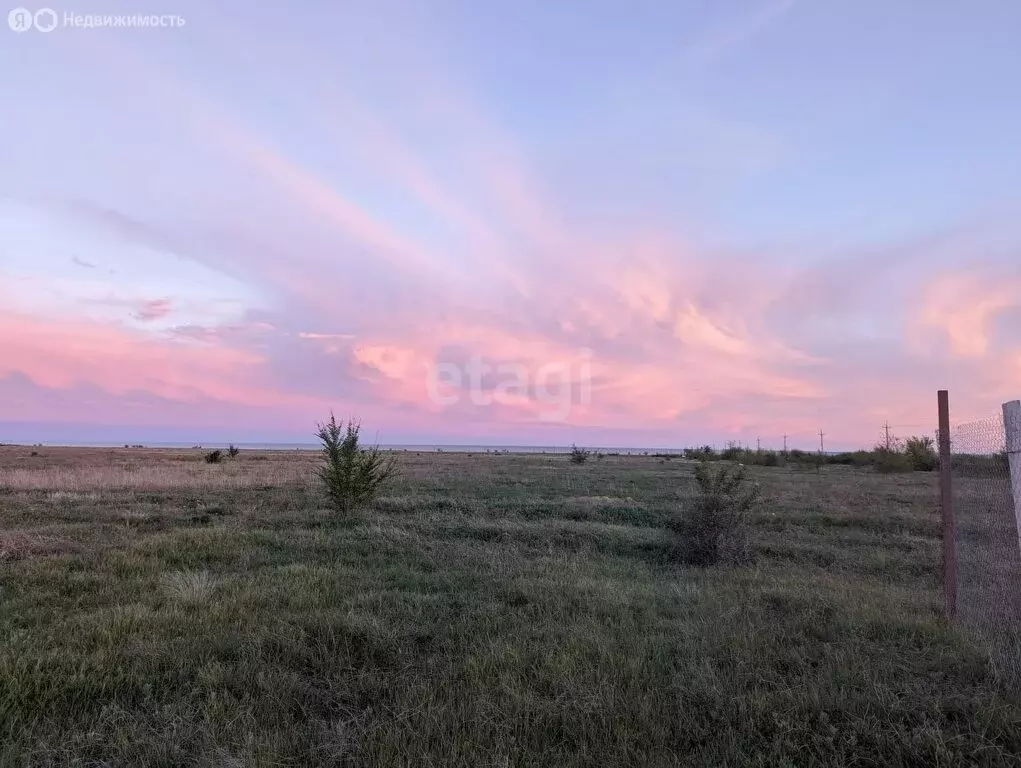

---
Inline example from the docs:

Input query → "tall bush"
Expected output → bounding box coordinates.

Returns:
[904,436,938,471]
[682,461,758,566]
[316,415,400,518]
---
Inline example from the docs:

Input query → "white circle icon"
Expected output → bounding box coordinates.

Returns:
[34,7,56,31]
[8,7,33,31]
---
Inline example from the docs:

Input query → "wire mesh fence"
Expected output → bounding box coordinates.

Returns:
[950,412,1021,683]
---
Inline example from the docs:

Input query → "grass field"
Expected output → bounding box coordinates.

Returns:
[1,446,1020,766]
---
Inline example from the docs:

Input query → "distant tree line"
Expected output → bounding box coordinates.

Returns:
[678,437,947,474]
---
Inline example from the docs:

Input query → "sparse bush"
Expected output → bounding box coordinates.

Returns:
[873,447,912,474]
[720,441,743,462]
[829,450,874,467]
[204,450,223,464]
[904,436,938,471]
[316,414,400,518]
[569,444,591,465]
[227,444,240,459]
[683,445,716,461]
[678,461,758,566]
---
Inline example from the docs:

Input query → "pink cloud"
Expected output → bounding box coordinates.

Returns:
[0,311,311,411]
[911,271,1021,358]
[133,298,173,322]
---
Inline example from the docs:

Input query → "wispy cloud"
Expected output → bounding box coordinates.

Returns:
[133,299,174,323]
[299,332,356,340]
[910,270,1021,358]
[683,0,796,65]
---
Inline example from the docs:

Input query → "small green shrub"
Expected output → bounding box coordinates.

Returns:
[204,450,223,464]
[677,461,758,566]
[569,444,591,465]
[227,444,240,459]
[316,414,400,518]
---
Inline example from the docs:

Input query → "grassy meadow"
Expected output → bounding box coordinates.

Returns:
[1,445,1020,765]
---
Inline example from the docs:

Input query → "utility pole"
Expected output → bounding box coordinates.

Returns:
[884,421,891,451]
[819,430,825,454]
[783,434,788,454]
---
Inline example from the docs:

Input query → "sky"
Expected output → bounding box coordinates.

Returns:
[1,0,1020,449]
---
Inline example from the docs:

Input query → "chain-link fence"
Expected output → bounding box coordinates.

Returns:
[951,410,1021,682]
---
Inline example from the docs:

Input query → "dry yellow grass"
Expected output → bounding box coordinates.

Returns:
[0,531,78,560]
[0,464,316,491]
[0,446,317,490]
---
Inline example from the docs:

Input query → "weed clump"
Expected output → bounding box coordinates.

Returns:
[569,444,591,465]
[681,461,758,566]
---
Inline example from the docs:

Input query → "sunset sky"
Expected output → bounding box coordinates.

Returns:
[2,0,1020,449]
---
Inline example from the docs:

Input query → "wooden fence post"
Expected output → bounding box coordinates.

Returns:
[938,390,956,618]
[1003,400,1021,555]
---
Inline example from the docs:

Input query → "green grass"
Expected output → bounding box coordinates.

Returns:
[0,447,1019,765]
